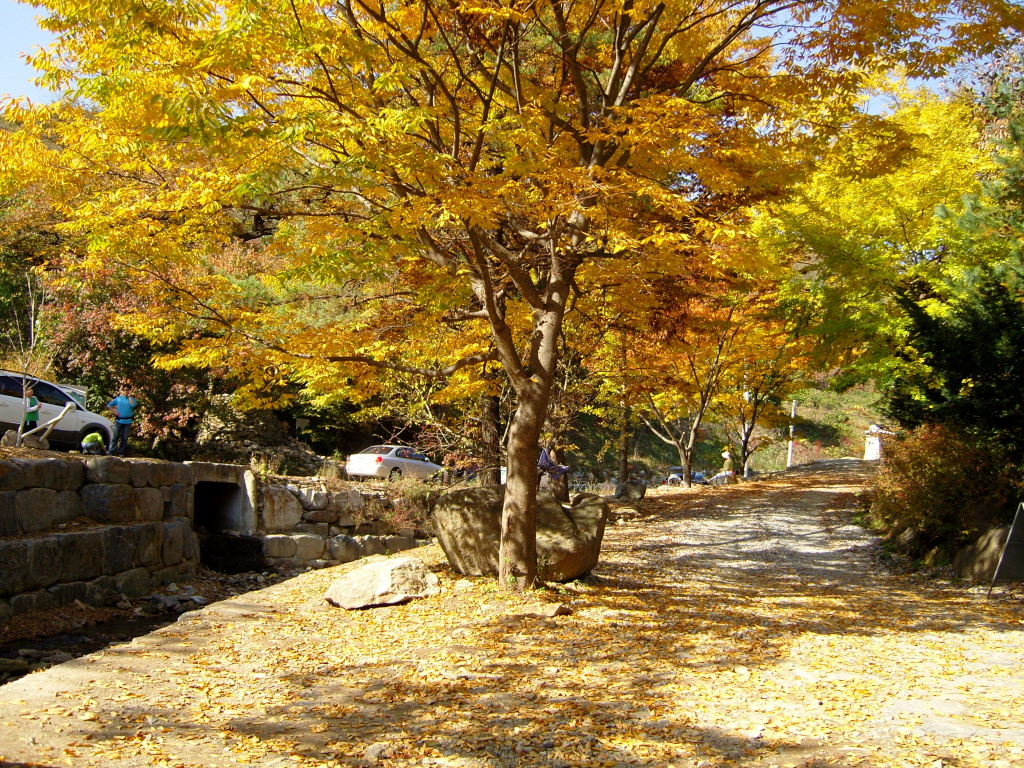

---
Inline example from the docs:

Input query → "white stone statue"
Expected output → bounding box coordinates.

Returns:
[864,424,893,460]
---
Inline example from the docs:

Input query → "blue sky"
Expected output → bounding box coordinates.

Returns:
[0,0,56,103]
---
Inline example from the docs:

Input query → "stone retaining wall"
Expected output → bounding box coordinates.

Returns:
[1,456,200,623]
[258,481,425,569]
[1,455,429,625]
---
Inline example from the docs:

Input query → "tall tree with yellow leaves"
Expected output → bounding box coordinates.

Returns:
[635,278,748,487]
[3,0,1022,588]
[713,310,817,476]
[753,83,1006,383]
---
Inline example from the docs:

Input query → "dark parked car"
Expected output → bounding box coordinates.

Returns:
[666,467,708,485]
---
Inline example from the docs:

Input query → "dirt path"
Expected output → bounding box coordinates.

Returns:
[2,458,1023,768]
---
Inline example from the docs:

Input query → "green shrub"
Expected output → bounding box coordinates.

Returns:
[380,476,438,535]
[870,424,1019,552]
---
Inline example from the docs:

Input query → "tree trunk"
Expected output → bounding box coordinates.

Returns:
[617,404,630,483]
[499,388,545,589]
[678,419,703,488]
[479,389,502,486]
[680,449,692,489]
[739,421,755,478]
[491,250,570,590]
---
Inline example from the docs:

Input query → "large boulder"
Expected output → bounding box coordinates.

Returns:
[263,534,298,559]
[356,535,390,557]
[0,541,28,595]
[11,458,68,490]
[81,483,140,523]
[60,530,105,582]
[0,460,27,491]
[304,509,339,524]
[290,485,329,510]
[953,526,1011,582]
[18,434,50,450]
[136,487,165,522]
[430,487,609,582]
[614,482,647,501]
[324,556,440,609]
[0,494,19,536]
[292,534,326,560]
[15,487,62,533]
[85,456,133,485]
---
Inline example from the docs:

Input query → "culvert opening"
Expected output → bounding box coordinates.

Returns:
[193,481,265,574]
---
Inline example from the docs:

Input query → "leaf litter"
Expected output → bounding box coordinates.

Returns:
[1,459,1022,768]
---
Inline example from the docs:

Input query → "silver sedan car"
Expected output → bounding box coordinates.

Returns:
[345,445,444,481]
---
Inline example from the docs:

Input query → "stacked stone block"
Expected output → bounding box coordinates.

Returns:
[1,454,432,626]
[259,482,422,569]
[0,456,200,622]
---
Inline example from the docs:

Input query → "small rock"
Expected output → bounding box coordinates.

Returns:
[191,595,210,605]
[165,583,180,593]
[0,658,30,674]
[364,742,391,762]
[150,595,181,610]
[524,603,573,618]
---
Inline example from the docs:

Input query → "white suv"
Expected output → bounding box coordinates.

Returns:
[0,371,113,451]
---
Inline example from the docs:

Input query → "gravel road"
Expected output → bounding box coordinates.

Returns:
[622,459,1024,767]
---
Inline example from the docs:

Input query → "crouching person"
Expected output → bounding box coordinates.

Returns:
[81,430,106,455]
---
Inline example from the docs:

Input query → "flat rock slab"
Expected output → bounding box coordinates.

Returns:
[324,555,440,609]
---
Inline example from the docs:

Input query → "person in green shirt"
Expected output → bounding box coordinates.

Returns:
[81,431,106,455]
[22,387,40,435]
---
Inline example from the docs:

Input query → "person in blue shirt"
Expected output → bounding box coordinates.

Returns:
[105,387,138,456]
